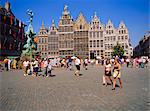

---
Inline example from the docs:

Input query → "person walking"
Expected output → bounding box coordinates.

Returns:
[43,58,48,77]
[12,59,17,69]
[8,59,11,70]
[4,58,9,71]
[126,58,130,67]
[33,59,39,77]
[74,57,81,77]
[68,57,73,70]
[104,60,113,86]
[23,59,29,76]
[47,59,52,77]
[84,57,89,70]
[112,59,122,90]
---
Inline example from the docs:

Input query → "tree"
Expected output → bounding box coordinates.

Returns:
[112,43,125,58]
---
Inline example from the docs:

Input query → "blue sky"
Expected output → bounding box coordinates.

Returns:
[0,0,149,47]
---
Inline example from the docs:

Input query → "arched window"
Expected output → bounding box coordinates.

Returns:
[80,25,82,29]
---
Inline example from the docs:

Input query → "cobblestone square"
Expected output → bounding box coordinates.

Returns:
[0,66,149,111]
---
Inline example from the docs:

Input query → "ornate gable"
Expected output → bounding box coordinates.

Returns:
[74,13,89,31]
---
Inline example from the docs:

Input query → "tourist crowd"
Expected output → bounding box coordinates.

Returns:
[0,56,149,90]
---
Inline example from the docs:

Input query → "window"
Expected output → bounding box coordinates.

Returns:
[100,32,103,37]
[93,32,95,38]
[118,36,120,40]
[93,40,96,47]
[97,32,99,38]
[106,30,108,34]
[80,25,82,29]
[39,38,41,43]
[90,32,92,38]
[97,40,99,47]
[97,50,100,56]
[122,36,124,40]
[42,38,44,43]
[113,36,115,41]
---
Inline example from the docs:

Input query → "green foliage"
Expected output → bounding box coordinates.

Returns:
[112,43,125,58]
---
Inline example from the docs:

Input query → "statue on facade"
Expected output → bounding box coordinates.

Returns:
[21,9,37,60]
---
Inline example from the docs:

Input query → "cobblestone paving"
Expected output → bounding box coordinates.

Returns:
[0,65,149,111]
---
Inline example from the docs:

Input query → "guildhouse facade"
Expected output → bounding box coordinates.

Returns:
[58,5,74,57]
[74,13,89,58]
[89,12,104,59]
[36,22,48,57]
[36,5,133,59]
[48,20,59,58]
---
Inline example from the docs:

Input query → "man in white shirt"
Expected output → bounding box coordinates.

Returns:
[23,59,29,76]
[74,57,81,76]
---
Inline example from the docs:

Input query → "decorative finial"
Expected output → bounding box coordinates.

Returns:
[52,19,55,26]
[52,19,54,24]
[42,21,44,26]
[94,12,97,17]
[63,5,69,15]
[64,5,68,11]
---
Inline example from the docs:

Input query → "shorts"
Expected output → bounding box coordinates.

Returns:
[33,67,38,73]
[113,70,121,78]
[105,71,111,76]
[76,65,80,71]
